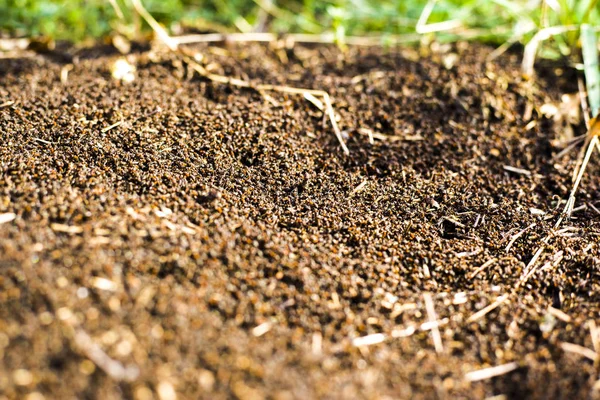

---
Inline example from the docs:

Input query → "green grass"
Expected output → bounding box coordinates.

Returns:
[1,0,599,114]
[0,1,595,44]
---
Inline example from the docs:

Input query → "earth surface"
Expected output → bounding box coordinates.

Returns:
[1,41,600,399]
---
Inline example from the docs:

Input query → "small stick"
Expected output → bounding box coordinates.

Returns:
[503,165,531,176]
[522,25,578,77]
[171,32,423,47]
[570,117,600,188]
[303,93,324,111]
[552,135,585,161]
[571,134,594,183]
[107,0,125,20]
[578,77,591,129]
[60,64,73,85]
[391,325,417,338]
[323,93,350,154]
[560,342,597,361]
[517,233,552,287]
[352,333,386,347]
[469,258,497,279]
[101,121,123,133]
[358,128,375,145]
[311,332,322,356]
[74,329,140,382]
[33,137,54,145]
[467,294,509,323]
[563,135,599,218]
[464,362,519,382]
[589,202,600,215]
[423,293,444,354]
[589,320,600,354]
[251,322,272,337]
[0,213,16,225]
[131,0,177,51]
[416,0,462,34]
[548,307,571,323]
[505,223,536,253]
[351,179,368,196]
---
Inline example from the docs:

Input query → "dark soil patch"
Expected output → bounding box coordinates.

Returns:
[1,42,600,400]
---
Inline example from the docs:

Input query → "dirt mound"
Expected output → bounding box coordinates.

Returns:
[1,42,599,399]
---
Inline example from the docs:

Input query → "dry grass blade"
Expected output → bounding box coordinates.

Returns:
[560,342,598,361]
[589,320,600,354]
[467,294,510,323]
[469,258,497,279]
[0,212,17,225]
[578,77,591,128]
[107,0,125,21]
[464,362,520,382]
[172,32,422,47]
[416,0,462,35]
[522,25,578,77]
[423,293,443,354]
[553,135,585,161]
[505,223,536,253]
[74,330,140,382]
[131,0,177,51]
[563,134,599,218]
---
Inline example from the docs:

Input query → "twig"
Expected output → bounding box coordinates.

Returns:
[311,332,322,356]
[516,233,553,288]
[464,362,519,382]
[131,0,177,51]
[171,32,422,47]
[563,135,599,218]
[560,342,597,361]
[352,333,386,347]
[108,0,125,20]
[358,128,375,145]
[469,258,497,279]
[548,307,571,323]
[589,320,600,354]
[467,294,510,323]
[33,137,54,145]
[423,293,444,354]
[416,0,462,34]
[522,25,579,77]
[552,135,585,161]
[503,165,531,176]
[102,121,123,133]
[351,179,369,196]
[0,213,17,225]
[505,223,536,253]
[74,329,140,382]
[578,77,591,129]
[589,202,600,215]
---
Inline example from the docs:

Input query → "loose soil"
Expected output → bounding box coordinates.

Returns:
[1,42,599,400]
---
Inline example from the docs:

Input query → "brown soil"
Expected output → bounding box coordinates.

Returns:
[1,42,599,400]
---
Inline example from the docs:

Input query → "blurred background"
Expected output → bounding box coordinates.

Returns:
[0,1,598,68]
[0,1,591,47]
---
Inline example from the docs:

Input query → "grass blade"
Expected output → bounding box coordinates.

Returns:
[581,24,600,117]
